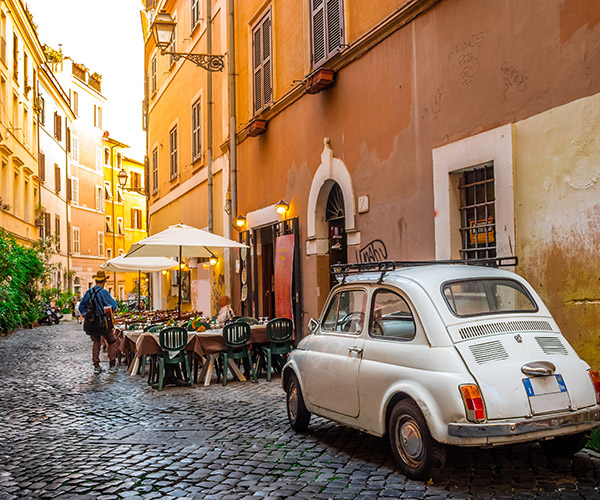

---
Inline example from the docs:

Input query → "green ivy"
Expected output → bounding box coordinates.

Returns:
[0,230,45,332]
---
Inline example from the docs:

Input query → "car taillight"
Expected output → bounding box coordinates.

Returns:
[459,384,486,423]
[589,370,600,403]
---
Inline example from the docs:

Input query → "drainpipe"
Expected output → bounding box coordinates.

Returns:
[65,135,70,291]
[228,0,237,226]
[207,0,213,232]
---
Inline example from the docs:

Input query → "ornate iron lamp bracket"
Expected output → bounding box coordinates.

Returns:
[161,50,225,72]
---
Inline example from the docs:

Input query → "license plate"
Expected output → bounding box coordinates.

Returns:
[523,374,567,397]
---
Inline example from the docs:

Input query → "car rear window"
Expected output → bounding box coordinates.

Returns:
[442,278,537,317]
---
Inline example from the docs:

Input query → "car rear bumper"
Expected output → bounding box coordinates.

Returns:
[448,407,600,438]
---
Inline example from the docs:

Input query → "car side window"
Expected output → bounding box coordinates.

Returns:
[322,294,340,331]
[321,289,367,334]
[370,289,416,341]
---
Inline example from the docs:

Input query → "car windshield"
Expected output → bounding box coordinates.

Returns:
[442,278,537,317]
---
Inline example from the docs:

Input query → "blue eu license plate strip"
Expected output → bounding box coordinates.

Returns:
[523,375,567,397]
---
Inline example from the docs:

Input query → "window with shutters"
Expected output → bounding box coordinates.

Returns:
[72,91,78,116]
[65,126,71,153]
[152,147,158,194]
[252,10,272,115]
[105,215,113,233]
[39,152,45,181]
[38,95,45,125]
[116,186,123,203]
[98,232,104,256]
[44,212,51,239]
[54,164,61,192]
[311,0,344,68]
[53,112,62,141]
[96,146,102,172]
[55,214,61,251]
[72,227,80,254]
[191,0,201,31]
[131,208,142,229]
[117,217,124,235]
[169,126,178,180]
[168,16,177,67]
[191,99,202,162]
[104,181,113,200]
[71,135,79,162]
[67,178,72,201]
[131,171,141,190]
[71,177,79,205]
[95,185,104,211]
[151,55,157,94]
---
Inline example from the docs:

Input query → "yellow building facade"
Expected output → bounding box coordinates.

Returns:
[102,136,147,301]
[0,0,45,247]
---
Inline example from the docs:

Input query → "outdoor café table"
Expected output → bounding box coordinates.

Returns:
[126,325,269,385]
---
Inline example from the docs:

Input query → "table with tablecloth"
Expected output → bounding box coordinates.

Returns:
[121,325,271,385]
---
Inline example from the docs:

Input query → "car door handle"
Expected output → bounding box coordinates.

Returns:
[348,346,363,354]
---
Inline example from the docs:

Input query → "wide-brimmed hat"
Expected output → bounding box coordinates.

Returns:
[92,269,109,282]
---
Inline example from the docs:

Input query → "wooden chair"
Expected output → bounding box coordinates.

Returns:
[220,322,255,386]
[152,327,193,390]
[260,318,294,382]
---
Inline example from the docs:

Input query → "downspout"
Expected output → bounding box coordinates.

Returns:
[228,0,237,225]
[207,0,213,232]
[65,134,70,290]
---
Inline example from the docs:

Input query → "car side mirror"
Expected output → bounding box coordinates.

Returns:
[309,317,319,335]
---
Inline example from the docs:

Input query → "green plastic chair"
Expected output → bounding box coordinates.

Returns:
[235,316,259,325]
[152,327,193,390]
[261,318,294,382]
[139,325,164,376]
[221,322,256,386]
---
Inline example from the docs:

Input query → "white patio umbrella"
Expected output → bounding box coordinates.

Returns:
[102,255,179,310]
[126,223,248,317]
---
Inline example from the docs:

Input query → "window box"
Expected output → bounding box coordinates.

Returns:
[247,119,267,137]
[305,68,335,94]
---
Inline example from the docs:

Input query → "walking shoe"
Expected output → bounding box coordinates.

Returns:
[93,365,103,374]
[108,365,118,374]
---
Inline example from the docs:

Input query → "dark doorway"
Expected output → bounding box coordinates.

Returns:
[261,235,275,319]
[326,183,347,288]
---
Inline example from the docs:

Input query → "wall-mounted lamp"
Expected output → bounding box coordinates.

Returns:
[209,256,218,266]
[161,270,168,275]
[235,214,246,229]
[150,11,224,72]
[276,200,289,215]
[117,168,146,195]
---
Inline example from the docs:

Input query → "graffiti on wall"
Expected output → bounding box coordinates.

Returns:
[356,239,388,263]
[448,32,485,85]
[500,61,528,100]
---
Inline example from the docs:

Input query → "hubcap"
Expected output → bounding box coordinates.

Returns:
[288,383,298,420]
[395,417,424,468]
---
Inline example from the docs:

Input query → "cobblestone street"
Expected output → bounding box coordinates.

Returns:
[0,321,599,499]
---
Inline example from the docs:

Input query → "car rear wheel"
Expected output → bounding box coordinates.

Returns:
[539,432,588,457]
[388,399,446,480]
[286,373,311,432]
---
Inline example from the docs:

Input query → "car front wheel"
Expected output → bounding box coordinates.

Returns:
[539,432,588,457]
[388,399,446,480]
[286,373,311,431]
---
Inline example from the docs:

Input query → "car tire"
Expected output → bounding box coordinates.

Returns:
[388,399,446,480]
[286,373,311,432]
[539,432,588,457]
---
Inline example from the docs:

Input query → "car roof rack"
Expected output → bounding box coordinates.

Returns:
[331,256,518,284]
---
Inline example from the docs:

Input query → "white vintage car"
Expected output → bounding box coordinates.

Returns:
[282,260,600,480]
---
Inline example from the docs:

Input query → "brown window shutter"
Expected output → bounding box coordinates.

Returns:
[253,26,262,113]
[326,0,343,55]
[66,127,71,152]
[54,165,61,192]
[262,15,272,106]
[312,0,326,67]
[67,178,72,201]
[145,0,155,10]
[44,213,51,238]
[39,153,45,181]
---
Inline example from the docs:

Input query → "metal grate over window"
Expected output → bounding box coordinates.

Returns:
[459,163,496,259]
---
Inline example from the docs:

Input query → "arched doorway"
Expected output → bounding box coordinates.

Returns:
[326,182,347,287]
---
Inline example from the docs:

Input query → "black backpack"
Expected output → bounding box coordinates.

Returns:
[83,289,106,335]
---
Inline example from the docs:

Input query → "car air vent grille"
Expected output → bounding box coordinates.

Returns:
[459,320,553,340]
[535,336,568,355]
[469,340,509,364]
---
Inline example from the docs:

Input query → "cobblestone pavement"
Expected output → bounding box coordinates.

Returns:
[1,322,599,500]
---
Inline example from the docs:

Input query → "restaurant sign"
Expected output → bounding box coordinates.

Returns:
[274,234,294,320]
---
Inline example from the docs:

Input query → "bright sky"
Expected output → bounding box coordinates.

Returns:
[26,0,146,160]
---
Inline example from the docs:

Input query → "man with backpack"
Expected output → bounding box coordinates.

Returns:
[79,270,119,374]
